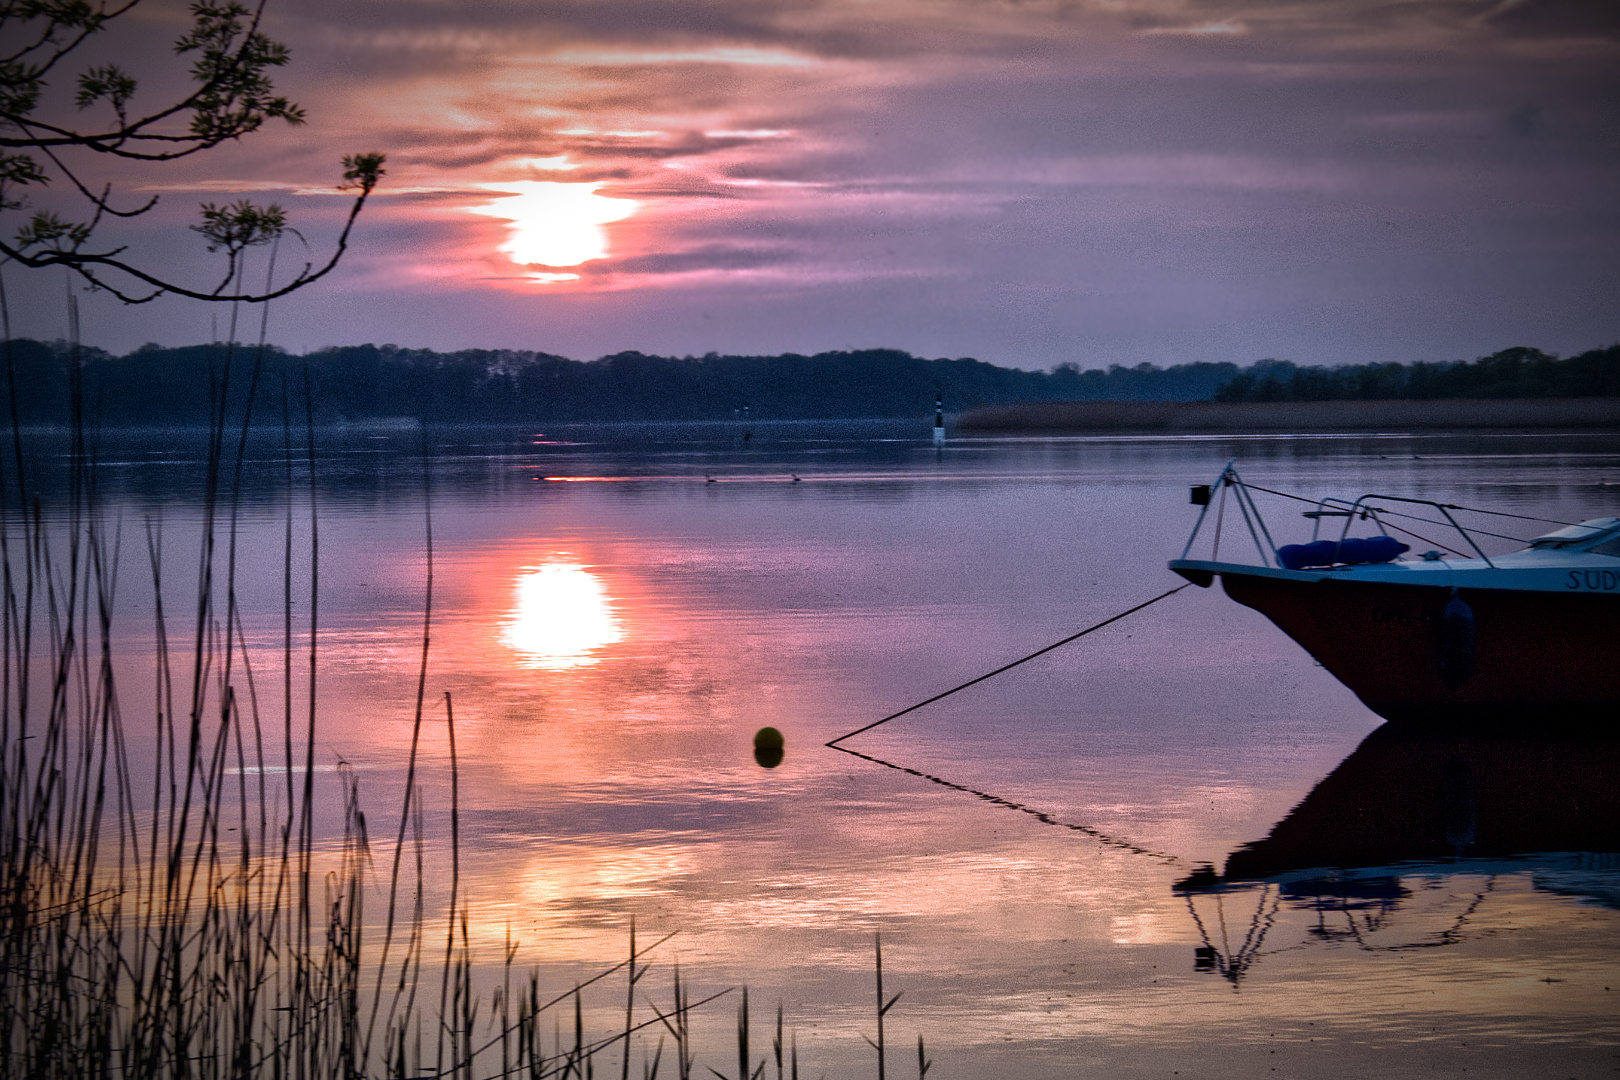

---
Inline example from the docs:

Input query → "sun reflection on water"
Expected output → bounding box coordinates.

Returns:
[500,562,624,669]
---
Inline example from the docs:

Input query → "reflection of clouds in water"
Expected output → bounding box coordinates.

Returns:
[501,563,624,669]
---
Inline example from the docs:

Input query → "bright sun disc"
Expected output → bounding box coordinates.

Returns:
[500,563,624,670]
[470,181,638,268]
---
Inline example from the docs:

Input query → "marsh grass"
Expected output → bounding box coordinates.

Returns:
[0,309,930,1078]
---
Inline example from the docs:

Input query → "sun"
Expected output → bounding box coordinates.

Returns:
[469,182,639,269]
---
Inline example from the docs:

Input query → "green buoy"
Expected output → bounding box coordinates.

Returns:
[753,726,784,769]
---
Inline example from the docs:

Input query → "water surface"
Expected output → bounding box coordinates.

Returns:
[61,422,1620,1078]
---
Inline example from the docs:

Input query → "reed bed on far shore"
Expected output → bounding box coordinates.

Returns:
[0,332,927,1079]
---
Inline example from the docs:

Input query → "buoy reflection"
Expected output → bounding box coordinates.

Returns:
[501,563,624,669]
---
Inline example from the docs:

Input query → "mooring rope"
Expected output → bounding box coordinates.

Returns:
[825,582,1192,748]
[829,743,1185,865]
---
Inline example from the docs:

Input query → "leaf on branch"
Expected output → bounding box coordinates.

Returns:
[0,154,49,206]
[75,65,138,111]
[339,152,386,193]
[191,199,285,253]
[176,2,304,142]
[12,1,107,34]
[15,210,91,250]
[0,59,44,118]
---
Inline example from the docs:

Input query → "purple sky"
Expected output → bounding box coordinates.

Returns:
[8,0,1619,370]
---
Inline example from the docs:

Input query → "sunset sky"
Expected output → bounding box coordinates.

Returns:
[9,0,1619,370]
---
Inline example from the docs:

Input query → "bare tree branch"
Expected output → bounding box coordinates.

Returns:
[0,0,381,304]
[2,152,384,303]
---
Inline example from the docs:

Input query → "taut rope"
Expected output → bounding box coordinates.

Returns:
[826,582,1192,747]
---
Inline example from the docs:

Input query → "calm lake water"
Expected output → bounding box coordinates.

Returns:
[46,422,1620,1078]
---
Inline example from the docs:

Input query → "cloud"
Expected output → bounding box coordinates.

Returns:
[134,180,310,193]
[549,46,821,67]
[1141,20,1246,36]
[1477,0,1620,38]
[582,244,799,277]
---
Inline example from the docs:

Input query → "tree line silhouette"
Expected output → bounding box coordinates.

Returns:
[1213,345,1620,403]
[3,340,1615,425]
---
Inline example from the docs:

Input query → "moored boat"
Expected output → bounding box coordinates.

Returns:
[1168,463,1620,723]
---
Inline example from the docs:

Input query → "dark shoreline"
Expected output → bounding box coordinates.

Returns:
[955,397,1620,434]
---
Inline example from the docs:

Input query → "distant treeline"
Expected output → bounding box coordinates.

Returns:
[1,341,1240,425]
[2,340,1616,425]
[1214,346,1620,403]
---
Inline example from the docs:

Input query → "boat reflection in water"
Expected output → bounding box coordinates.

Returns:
[1176,723,1620,984]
